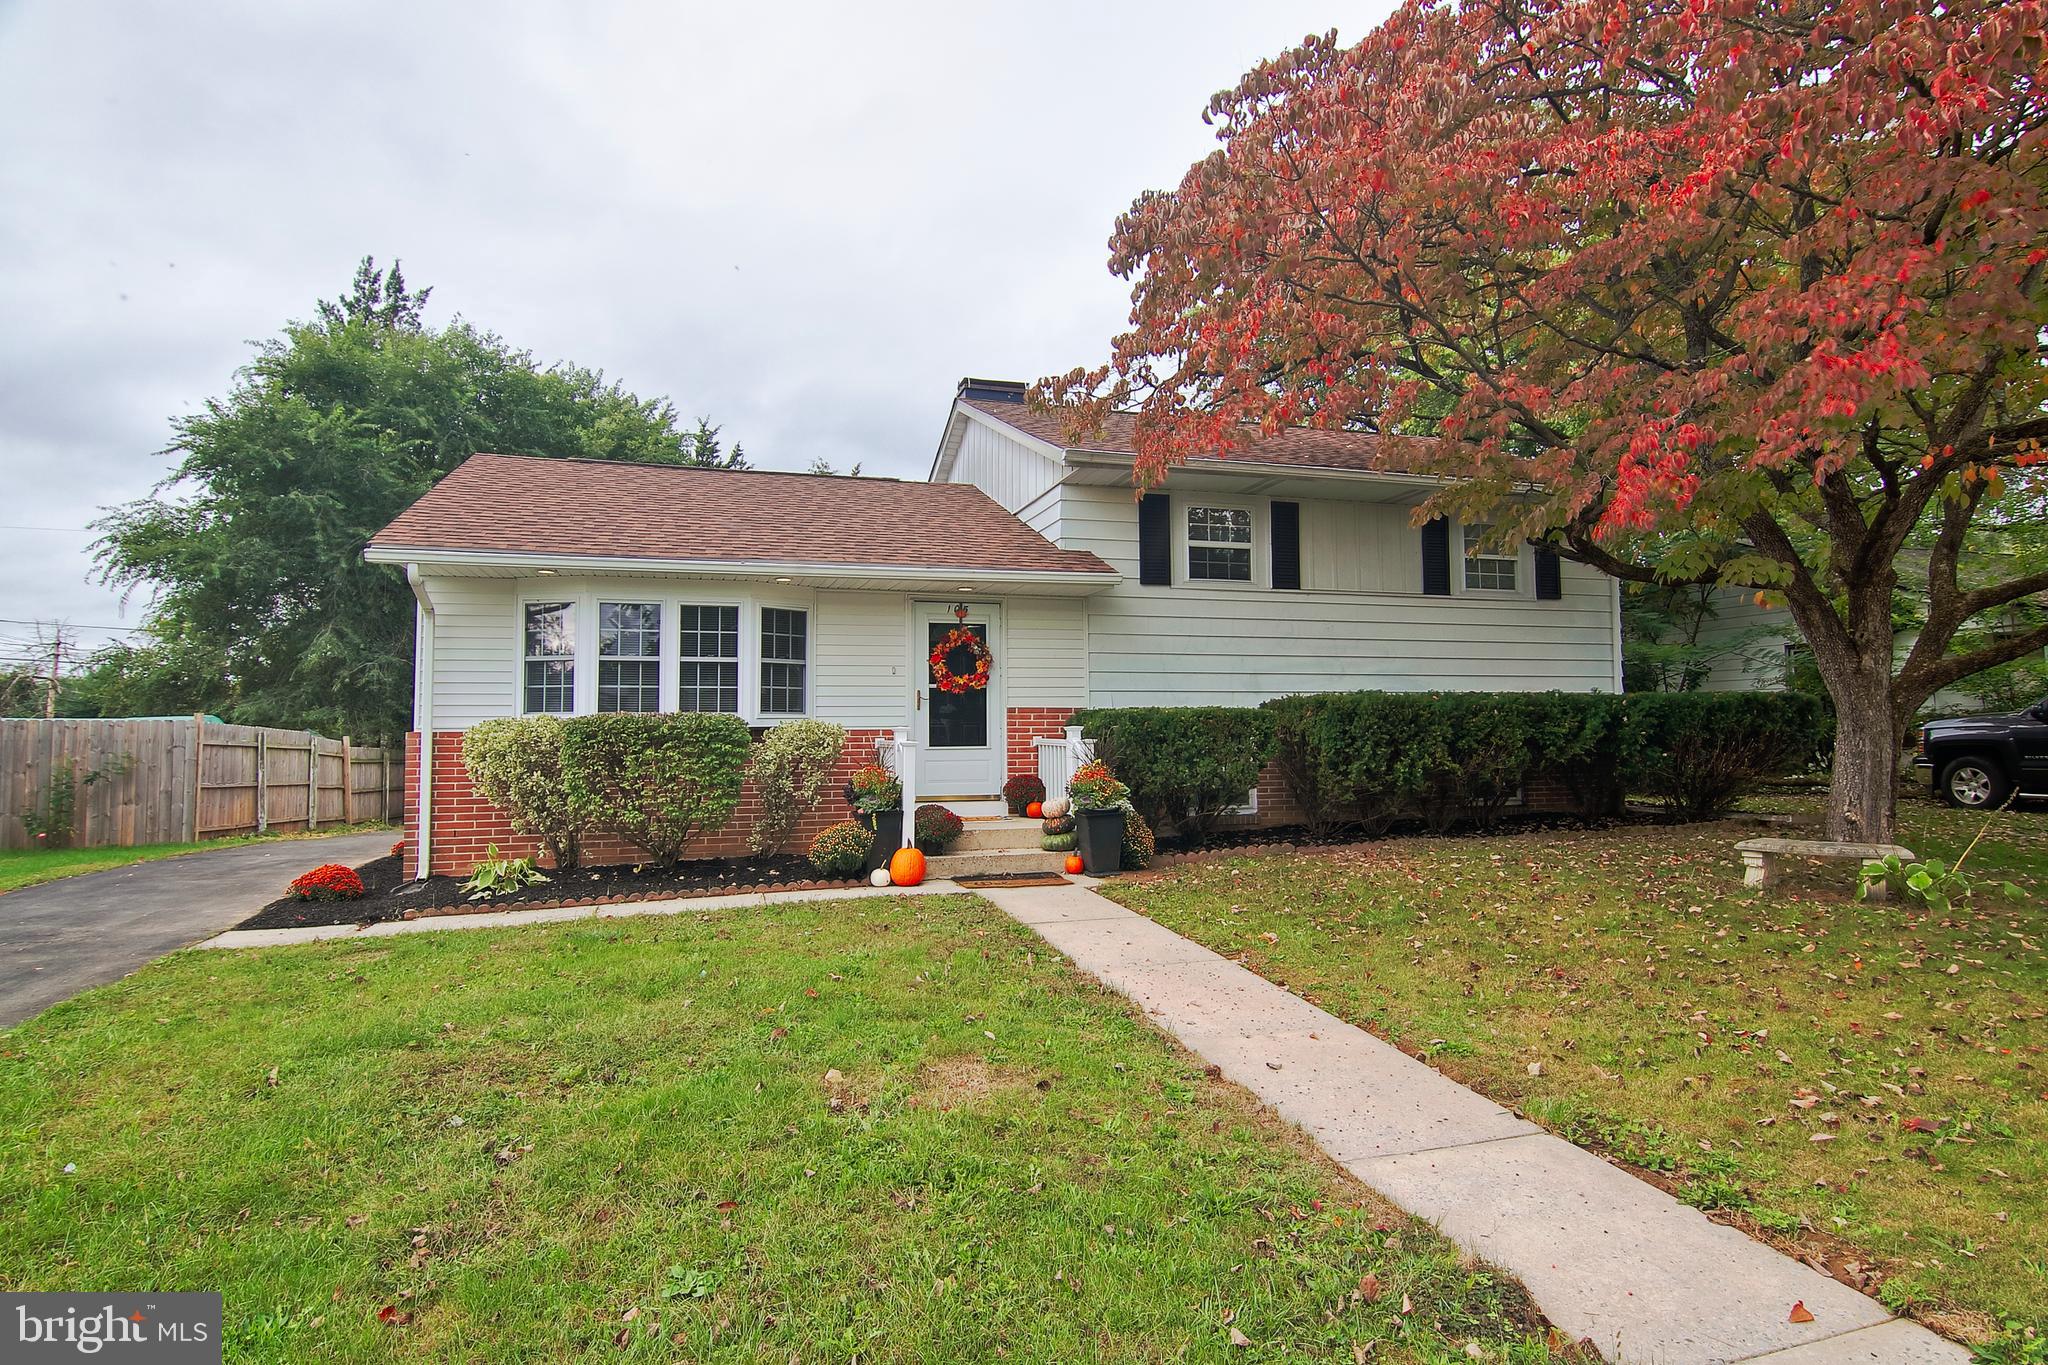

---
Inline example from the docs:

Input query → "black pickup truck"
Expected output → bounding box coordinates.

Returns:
[1917,695,2048,808]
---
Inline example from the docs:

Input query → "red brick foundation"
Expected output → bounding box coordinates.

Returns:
[1005,706,1075,784]
[403,727,892,878]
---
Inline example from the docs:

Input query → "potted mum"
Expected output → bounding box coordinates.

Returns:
[1067,760,1129,875]
[845,763,904,873]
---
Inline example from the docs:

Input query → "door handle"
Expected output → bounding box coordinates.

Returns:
[915,689,923,711]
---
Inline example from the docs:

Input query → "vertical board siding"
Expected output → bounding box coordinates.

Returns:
[948,417,1063,512]
[1,718,401,849]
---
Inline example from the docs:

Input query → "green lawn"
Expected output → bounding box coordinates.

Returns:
[1103,796,2048,1349]
[0,823,395,894]
[0,894,1571,1364]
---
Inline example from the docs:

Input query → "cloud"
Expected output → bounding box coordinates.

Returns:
[0,0,1372,646]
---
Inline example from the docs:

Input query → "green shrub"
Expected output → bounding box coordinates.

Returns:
[560,713,752,865]
[1617,691,1832,819]
[462,716,584,867]
[745,719,846,854]
[1121,808,1155,869]
[809,819,873,877]
[914,803,964,852]
[1266,690,1827,832]
[1072,706,1276,839]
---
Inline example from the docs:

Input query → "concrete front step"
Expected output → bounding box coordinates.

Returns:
[927,847,1070,879]
[949,817,1045,852]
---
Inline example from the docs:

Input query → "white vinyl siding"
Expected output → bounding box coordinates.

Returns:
[1057,484,1618,704]
[1004,596,1088,708]
[808,590,910,727]
[1693,587,1794,691]
[949,415,1064,512]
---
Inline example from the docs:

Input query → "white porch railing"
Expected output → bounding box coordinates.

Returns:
[1034,726,1094,806]
[874,729,918,847]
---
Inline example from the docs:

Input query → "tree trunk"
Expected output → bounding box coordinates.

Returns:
[1776,572,1901,846]
[1823,676,1900,846]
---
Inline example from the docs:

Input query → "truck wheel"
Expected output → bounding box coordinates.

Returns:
[1938,756,2009,809]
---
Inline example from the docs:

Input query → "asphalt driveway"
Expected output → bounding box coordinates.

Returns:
[0,830,393,1027]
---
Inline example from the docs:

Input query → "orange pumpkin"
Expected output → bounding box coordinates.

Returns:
[888,846,927,887]
[1063,853,1084,875]
[1025,801,1044,819]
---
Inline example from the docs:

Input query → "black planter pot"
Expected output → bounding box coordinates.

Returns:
[1075,808,1125,875]
[859,809,903,875]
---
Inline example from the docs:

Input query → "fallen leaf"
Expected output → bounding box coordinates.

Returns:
[1788,1301,1815,1324]
[1229,1326,1251,1347]
[1356,1272,1382,1303]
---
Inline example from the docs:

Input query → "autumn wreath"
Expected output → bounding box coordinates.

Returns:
[928,627,993,693]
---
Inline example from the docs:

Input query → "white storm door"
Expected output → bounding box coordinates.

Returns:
[914,602,1004,797]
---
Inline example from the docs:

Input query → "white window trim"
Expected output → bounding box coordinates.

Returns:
[1177,495,1264,588]
[1453,520,1533,599]
[514,584,813,724]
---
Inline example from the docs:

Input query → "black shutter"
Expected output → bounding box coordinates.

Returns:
[1534,547,1562,600]
[1421,517,1451,596]
[1138,493,1171,586]
[1270,501,1301,590]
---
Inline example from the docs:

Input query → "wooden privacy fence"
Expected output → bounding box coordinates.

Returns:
[0,716,403,850]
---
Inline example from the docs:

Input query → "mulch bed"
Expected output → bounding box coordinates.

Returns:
[236,852,864,931]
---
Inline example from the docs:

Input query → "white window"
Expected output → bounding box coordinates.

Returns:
[1187,505,1253,582]
[676,605,740,713]
[1462,523,1518,593]
[759,608,808,714]
[597,602,662,713]
[522,602,575,714]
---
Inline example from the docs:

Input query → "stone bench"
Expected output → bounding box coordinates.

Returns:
[1734,837,1915,899]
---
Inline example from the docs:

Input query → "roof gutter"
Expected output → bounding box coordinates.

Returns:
[365,545,1120,587]
[405,564,435,883]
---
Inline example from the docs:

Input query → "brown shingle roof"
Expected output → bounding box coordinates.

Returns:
[961,397,1436,475]
[368,453,1116,576]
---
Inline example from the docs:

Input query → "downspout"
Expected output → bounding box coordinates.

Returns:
[406,564,436,881]
[1610,577,1626,694]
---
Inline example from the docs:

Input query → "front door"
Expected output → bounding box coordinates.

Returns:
[915,602,1003,797]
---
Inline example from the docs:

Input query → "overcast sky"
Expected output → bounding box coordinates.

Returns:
[0,0,1382,669]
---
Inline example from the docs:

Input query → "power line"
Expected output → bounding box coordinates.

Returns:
[0,617,142,632]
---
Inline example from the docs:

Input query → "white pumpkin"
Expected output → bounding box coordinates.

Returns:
[1042,796,1070,819]
[869,867,891,887]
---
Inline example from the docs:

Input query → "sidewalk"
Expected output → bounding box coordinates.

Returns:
[974,879,1969,1365]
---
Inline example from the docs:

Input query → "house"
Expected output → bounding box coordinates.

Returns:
[366,378,1624,876]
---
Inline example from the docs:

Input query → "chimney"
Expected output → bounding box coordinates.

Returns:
[957,377,1027,404]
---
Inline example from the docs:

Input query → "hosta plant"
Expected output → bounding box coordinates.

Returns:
[460,846,550,901]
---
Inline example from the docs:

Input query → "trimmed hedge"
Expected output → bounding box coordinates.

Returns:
[1085,691,1829,840]
[560,713,753,864]
[462,716,585,867]
[1071,706,1277,839]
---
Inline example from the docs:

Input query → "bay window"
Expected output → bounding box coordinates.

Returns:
[759,608,808,715]
[597,602,662,712]
[677,605,740,713]
[522,602,575,714]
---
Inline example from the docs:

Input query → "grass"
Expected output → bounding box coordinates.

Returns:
[0,893,1576,1364]
[0,823,394,894]
[1102,794,2048,1348]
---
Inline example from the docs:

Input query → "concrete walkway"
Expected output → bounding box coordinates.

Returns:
[976,879,1969,1365]
[0,830,395,1027]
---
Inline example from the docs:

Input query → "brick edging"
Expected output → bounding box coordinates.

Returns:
[398,875,869,919]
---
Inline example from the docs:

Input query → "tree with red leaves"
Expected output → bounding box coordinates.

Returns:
[1045,0,2048,843]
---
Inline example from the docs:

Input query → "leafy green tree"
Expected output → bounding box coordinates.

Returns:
[95,258,735,742]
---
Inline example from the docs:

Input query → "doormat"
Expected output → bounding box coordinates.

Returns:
[951,873,1072,889]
